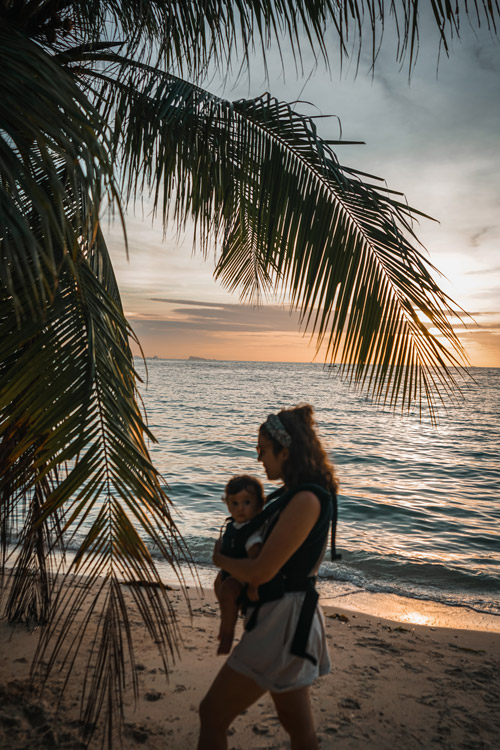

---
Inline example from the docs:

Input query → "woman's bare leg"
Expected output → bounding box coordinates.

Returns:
[271,686,319,750]
[198,664,265,750]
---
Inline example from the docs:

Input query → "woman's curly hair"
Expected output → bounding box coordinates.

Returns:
[259,404,338,494]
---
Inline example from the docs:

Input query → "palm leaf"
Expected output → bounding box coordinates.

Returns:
[0,27,119,319]
[3,1,497,76]
[0,32,192,738]
[1,228,193,741]
[217,96,469,418]
[82,61,467,418]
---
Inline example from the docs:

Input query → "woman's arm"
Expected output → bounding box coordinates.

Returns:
[213,490,321,587]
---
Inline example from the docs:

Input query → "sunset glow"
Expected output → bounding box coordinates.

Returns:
[107,21,500,368]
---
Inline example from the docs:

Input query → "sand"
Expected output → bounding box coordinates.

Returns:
[1,579,499,749]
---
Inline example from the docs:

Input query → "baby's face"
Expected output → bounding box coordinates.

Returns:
[226,489,260,524]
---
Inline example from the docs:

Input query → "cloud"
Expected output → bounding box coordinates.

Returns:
[472,43,500,75]
[150,297,227,309]
[458,328,500,367]
[466,311,500,320]
[468,226,498,249]
[474,321,500,331]
[466,265,500,276]
[128,298,303,334]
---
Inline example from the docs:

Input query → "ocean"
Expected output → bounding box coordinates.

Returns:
[135,359,499,628]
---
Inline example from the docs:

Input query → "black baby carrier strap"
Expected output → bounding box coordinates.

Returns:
[261,483,340,563]
[243,482,340,561]
[290,577,319,663]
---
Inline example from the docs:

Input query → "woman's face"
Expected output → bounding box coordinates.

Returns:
[257,432,288,481]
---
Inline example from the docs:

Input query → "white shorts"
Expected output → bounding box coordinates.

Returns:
[226,591,331,693]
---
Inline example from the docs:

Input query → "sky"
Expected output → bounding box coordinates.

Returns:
[105,10,500,367]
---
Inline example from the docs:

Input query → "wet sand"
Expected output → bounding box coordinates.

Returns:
[1,581,499,749]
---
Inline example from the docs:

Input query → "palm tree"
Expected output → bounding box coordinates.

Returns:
[1,0,497,744]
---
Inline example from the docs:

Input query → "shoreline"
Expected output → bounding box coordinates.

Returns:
[1,576,500,748]
[169,561,500,634]
[4,553,499,634]
[319,587,500,633]
[4,549,499,634]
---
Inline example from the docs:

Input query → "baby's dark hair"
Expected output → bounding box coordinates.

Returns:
[223,475,265,509]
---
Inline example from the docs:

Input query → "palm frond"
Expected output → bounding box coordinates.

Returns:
[0,21,194,745]
[0,457,66,626]
[2,1,497,77]
[1,38,192,731]
[1,225,193,740]
[219,95,469,418]
[0,26,118,319]
[84,62,467,418]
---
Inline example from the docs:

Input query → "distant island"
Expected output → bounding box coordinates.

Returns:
[135,355,220,362]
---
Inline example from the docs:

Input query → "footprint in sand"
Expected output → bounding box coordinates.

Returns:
[339,697,361,710]
[145,690,163,701]
[356,637,401,655]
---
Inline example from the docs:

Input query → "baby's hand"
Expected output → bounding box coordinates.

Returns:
[246,583,259,602]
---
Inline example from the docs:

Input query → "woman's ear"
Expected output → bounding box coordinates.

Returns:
[280,446,290,461]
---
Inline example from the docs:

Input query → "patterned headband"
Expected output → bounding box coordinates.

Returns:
[264,413,292,448]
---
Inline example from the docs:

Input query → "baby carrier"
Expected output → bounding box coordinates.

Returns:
[238,483,340,664]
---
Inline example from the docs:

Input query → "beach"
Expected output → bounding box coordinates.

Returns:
[1,579,499,749]
[1,362,498,748]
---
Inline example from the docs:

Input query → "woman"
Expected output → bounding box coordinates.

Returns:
[198,404,338,750]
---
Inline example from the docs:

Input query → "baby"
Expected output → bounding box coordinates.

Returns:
[214,475,265,655]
